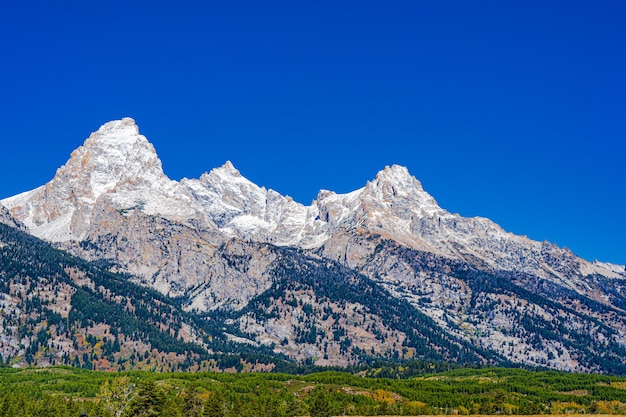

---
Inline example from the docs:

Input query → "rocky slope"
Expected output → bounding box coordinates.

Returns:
[0,218,209,370]
[2,118,626,373]
[0,212,507,370]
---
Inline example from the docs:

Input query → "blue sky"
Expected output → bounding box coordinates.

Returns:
[1,1,625,265]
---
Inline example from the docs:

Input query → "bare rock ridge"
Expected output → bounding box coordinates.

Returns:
[2,118,626,372]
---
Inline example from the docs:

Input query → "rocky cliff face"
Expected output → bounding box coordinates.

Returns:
[2,118,626,372]
[0,203,24,230]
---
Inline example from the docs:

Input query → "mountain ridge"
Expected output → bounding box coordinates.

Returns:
[4,118,622,268]
[1,118,626,373]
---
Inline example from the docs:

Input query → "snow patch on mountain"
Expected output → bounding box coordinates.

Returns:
[181,162,328,247]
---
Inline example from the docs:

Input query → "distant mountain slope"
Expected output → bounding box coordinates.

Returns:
[228,247,505,367]
[2,118,626,373]
[354,239,626,373]
[0,214,502,371]
[0,219,213,369]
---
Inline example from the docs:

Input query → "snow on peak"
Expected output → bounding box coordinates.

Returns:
[0,118,617,285]
[362,165,439,214]
[84,118,153,156]
[81,118,148,154]
[373,164,425,192]
[199,162,259,193]
[212,161,243,178]
[316,189,336,201]
[0,118,189,241]
[94,117,139,135]
[66,117,166,198]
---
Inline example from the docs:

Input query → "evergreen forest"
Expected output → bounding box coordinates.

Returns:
[2,366,626,416]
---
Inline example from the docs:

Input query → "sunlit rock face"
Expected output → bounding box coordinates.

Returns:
[2,118,193,242]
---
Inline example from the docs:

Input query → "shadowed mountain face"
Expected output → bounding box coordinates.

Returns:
[1,119,625,373]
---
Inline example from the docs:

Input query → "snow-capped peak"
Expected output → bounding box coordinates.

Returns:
[364,165,440,212]
[197,161,262,194]
[77,117,164,195]
[2,118,622,286]
[89,117,141,143]
[214,160,242,177]
[0,118,186,241]
[373,164,424,191]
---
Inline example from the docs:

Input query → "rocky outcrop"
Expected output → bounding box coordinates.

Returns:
[0,203,24,230]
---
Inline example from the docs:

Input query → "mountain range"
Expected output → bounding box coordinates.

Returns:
[1,118,625,373]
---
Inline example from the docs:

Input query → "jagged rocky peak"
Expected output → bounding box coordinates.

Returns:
[185,161,324,246]
[316,189,336,200]
[374,164,424,190]
[365,164,439,209]
[213,160,242,177]
[28,117,168,206]
[0,118,185,242]
[88,117,141,143]
[195,161,259,190]
[312,165,444,232]
[67,117,166,194]
[187,161,267,215]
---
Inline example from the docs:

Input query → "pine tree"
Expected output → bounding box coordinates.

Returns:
[203,391,225,417]
[126,380,166,417]
[181,386,203,417]
[309,388,330,417]
[159,397,184,417]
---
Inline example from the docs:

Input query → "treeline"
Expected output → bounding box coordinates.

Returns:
[3,367,626,416]
[1,223,297,372]
[237,248,503,366]
[386,240,626,374]
[0,223,214,370]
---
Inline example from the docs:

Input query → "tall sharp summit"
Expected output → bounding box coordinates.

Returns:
[3,118,192,241]
[2,118,626,373]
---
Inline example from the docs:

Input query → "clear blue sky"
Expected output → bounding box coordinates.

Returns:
[1,1,624,265]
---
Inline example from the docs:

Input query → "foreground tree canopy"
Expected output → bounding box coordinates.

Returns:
[2,366,626,416]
